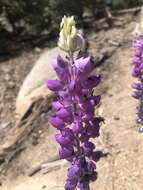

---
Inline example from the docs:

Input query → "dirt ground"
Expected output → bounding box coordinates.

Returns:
[0,15,143,190]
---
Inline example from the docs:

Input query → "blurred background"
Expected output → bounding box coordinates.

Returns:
[0,0,143,55]
[1,1,143,189]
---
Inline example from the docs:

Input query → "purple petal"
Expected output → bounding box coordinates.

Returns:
[65,179,77,190]
[62,128,74,139]
[67,164,81,179]
[132,91,142,99]
[59,147,74,159]
[49,117,65,129]
[59,91,72,105]
[88,171,97,181]
[69,80,76,91]
[133,57,141,65]
[81,100,95,114]
[83,141,95,156]
[77,34,85,50]
[52,101,63,111]
[47,80,63,91]
[132,83,142,90]
[55,133,71,146]
[78,182,90,190]
[87,121,100,138]
[86,161,96,173]
[84,141,95,149]
[52,56,67,79]
[75,56,93,75]
[56,108,72,122]
[83,75,101,88]
[72,121,83,134]
[90,95,101,106]
[55,128,74,146]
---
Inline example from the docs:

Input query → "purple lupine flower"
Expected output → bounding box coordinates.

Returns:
[132,35,143,131]
[47,16,104,190]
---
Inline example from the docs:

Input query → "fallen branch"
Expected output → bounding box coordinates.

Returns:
[112,7,141,15]
[28,154,59,176]
[108,40,120,47]
[41,159,69,174]
[104,6,113,27]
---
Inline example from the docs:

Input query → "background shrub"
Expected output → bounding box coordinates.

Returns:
[0,0,142,45]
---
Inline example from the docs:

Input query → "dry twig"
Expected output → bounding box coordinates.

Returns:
[28,154,59,176]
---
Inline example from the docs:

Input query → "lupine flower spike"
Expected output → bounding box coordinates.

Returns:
[132,20,143,132]
[47,16,103,190]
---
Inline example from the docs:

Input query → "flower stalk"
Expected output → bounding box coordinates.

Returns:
[132,20,143,132]
[47,16,103,190]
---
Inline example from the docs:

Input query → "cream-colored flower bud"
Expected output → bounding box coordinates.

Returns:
[67,35,72,50]
[58,16,83,52]
[67,16,75,34]
[59,31,65,48]
[60,15,67,29]
[71,26,77,39]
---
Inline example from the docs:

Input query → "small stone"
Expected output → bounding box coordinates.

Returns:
[133,171,140,177]
[32,140,38,146]
[38,130,42,134]
[108,40,120,47]
[2,67,11,73]
[31,133,39,146]
[108,93,113,97]
[40,113,46,119]
[5,74,11,81]
[114,116,120,120]
[35,47,42,53]
[98,108,103,115]
[2,142,11,150]
[0,122,10,129]
[41,185,46,189]
[8,81,15,89]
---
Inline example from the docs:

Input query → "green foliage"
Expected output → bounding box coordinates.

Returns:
[0,0,84,36]
[0,0,142,37]
[112,0,142,9]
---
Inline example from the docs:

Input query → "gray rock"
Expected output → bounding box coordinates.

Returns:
[16,47,66,119]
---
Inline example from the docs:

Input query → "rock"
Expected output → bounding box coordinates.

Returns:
[113,116,120,120]
[16,47,66,120]
[5,74,11,81]
[41,185,46,189]
[0,122,11,129]
[34,47,42,53]
[8,81,15,89]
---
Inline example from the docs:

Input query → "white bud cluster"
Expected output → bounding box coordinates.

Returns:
[58,16,81,52]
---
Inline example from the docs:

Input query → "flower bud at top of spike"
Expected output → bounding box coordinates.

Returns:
[58,16,83,52]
